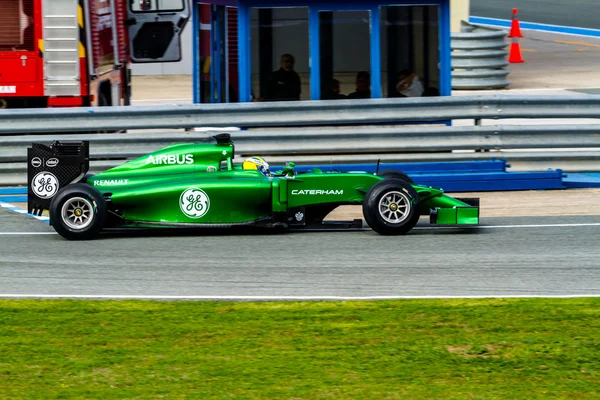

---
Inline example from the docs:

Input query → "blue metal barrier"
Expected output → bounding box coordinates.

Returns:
[563,173,600,189]
[272,159,566,192]
[284,160,508,174]
[414,171,565,192]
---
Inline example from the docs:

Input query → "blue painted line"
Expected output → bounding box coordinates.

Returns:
[469,16,600,38]
[0,200,50,223]
[0,196,28,202]
[0,187,27,195]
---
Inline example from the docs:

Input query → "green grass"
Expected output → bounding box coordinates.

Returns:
[1,298,599,399]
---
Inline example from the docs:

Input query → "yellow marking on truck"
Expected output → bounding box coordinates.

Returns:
[78,5,84,28]
[78,5,86,57]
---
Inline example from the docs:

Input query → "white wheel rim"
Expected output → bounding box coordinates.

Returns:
[61,197,94,230]
[378,191,411,224]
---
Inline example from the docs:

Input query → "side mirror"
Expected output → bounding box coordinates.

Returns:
[282,162,296,178]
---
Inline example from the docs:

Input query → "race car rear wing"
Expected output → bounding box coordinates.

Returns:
[27,141,90,216]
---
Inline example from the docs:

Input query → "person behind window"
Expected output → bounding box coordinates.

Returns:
[263,53,301,101]
[391,69,424,98]
[139,0,153,11]
[322,79,347,100]
[347,71,371,99]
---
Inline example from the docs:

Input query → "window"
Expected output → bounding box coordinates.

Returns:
[250,7,309,101]
[0,0,34,51]
[318,11,371,100]
[380,5,440,98]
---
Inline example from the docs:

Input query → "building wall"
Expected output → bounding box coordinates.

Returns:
[132,0,469,76]
[450,0,470,32]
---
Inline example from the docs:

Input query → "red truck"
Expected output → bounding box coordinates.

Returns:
[0,0,190,109]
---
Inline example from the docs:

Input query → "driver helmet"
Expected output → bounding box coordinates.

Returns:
[242,156,271,177]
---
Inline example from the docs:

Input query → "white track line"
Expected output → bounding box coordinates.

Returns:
[0,294,597,300]
[0,232,56,235]
[415,222,600,230]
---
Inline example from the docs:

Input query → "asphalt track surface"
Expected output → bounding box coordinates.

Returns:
[1,206,599,299]
[471,0,599,30]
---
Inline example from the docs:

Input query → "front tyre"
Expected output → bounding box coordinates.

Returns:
[362,179,420,235]
[49,184,107,240]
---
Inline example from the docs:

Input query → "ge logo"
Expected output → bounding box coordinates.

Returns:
[31,172,59,199]
[179,187,210,218]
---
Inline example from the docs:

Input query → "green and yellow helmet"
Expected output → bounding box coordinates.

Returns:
[242,156,271,177]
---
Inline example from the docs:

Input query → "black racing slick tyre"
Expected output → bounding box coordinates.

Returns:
[362,179,420,235]
[49,184,107,240]
[377,170,415,185]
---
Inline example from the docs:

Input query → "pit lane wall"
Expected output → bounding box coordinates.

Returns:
[0,94,599,190]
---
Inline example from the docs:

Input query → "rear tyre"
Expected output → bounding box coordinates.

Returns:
[49,184,107,240]
[362,179,420,235]
[378,170,415,185]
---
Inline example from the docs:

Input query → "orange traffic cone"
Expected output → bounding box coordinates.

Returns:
[509,8,523,38]
[508,7,524,63]
[509,41,524,63]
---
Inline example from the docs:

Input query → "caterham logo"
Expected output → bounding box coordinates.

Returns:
[31,172,59,199]
[291,189,344,195]
[146,154,194,165]
[180,187,210,218]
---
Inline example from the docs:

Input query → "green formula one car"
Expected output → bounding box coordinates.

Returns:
[27,134,480,240]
